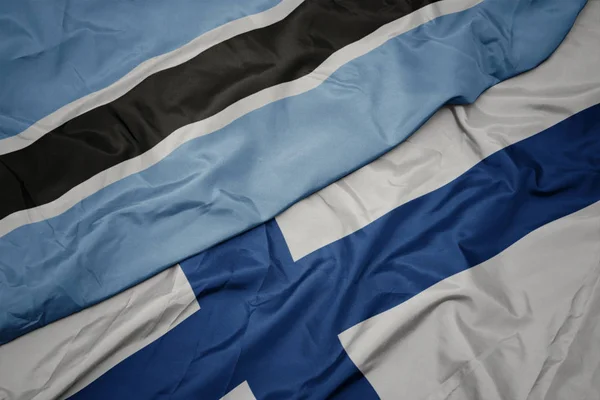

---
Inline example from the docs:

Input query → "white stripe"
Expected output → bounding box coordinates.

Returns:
[0,265,199,400]
[276,0,600,261]
[0,0,483,239]
[339,199,600,400]
[0,0,305,156]
[221,381,257,400]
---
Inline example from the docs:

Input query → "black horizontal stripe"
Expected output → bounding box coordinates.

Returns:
[0,0,438,221]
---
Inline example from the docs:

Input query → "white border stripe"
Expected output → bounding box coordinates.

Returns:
[0,265,199,400]
[0,0,483,239]
[340,199,600,400]
[276,0,600,261]
[0,0,305,156]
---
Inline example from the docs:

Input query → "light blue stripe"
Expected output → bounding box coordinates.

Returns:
[74,102,600,399]
[0,0,282,138]
[0,0,586,344]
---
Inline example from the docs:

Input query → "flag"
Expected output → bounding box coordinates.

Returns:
[1,0,598,398]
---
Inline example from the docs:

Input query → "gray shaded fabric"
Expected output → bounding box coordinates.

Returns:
[277,0,600,261]
[340,200,600,399]
[0,265,198,400]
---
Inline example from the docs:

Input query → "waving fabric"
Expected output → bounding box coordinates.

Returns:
[0,0,587,345]
[1,0,599,399]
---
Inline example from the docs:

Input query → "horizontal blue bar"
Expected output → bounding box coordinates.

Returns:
[0,0,586,344]
[75,102,600,399]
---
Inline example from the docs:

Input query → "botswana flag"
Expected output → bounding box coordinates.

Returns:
[1,0,599,398]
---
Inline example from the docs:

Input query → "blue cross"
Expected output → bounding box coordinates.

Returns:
[73,104,600,399]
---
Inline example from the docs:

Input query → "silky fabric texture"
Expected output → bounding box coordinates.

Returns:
[70,102,600,399]
[0,0,481,240]
[277,0,600,261]
[0,0,587,344]
[0,0,439,220]
[62,4,600,397]
[0,0,308,157]
[340,200,600,399]
[0,0,282,138]
[0,2,599,397]
[0,266,198,400]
